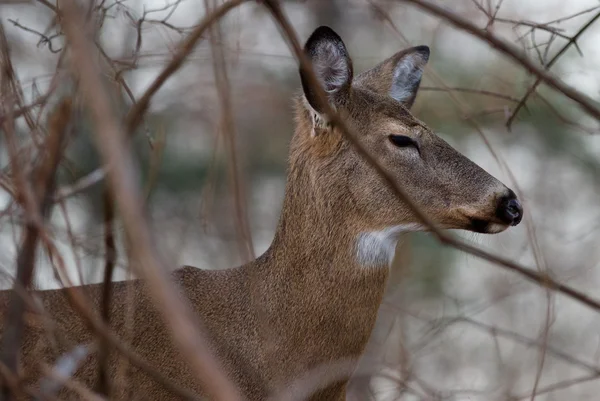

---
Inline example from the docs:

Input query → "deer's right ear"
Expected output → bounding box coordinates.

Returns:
[300,26,353,117]
[355,46,429,109]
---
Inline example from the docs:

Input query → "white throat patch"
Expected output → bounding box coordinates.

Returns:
[356,224,425,268]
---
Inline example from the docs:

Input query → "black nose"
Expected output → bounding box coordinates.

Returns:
[496,190,523,226]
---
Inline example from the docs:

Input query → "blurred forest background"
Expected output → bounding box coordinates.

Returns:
[2,0,600,400]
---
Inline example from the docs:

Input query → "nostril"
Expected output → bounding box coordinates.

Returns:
[496,194,523,226]
[505,199,523,225]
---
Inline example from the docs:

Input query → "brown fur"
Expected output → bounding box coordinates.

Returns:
[0,27,520,400]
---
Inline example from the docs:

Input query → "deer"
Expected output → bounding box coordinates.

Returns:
[0,26,523,401]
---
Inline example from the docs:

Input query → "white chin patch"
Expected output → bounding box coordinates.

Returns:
[484,223,509,234]
[356,224,425,268]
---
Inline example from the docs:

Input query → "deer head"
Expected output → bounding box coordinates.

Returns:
[286,26,523,267]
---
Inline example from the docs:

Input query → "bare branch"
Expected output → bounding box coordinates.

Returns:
[58,2,243,400]
[0,93,71,399]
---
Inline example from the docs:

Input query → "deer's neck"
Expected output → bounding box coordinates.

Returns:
[245,160,401,383]
[266,158,409,274]
[269,170,356,269]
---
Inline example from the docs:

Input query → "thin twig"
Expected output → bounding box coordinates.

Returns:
[420,85,522,103]
[514,373,600,400]
[96,188,116,396]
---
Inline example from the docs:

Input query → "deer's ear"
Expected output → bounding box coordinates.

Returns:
[355,46,429,109]
[300,26,353,114]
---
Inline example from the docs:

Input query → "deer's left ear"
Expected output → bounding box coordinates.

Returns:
[355,46,429,109]
[300,26,353,114]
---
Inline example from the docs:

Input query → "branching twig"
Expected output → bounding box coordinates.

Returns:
[506,10,600,128]
[398,0,600,123]
[7,18,62,53]
[50,0,250,204]
[124,0,250,136]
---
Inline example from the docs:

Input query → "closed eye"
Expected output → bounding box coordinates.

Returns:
[388,135,419,152]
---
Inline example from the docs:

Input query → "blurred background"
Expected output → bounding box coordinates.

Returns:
[2,0,600,400]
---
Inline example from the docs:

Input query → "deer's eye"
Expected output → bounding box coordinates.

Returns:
[388,135,418,150]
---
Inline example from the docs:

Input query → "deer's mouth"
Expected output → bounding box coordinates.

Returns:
[469,190,523,234]
[469,218,510,234]
[463,189,523,234]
